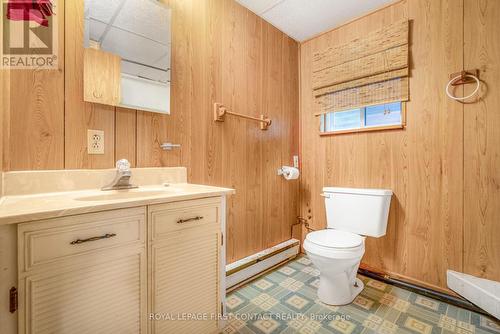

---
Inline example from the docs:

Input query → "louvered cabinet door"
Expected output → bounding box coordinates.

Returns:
[150,224,221,334]
[19,249,147,334]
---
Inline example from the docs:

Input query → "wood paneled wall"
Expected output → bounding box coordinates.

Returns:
[2,0,65,171]
[300,0,500,291]
[1,0,299,264]
[463,0,500,281]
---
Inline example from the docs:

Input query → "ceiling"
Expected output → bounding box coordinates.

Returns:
[235,0,394,41]
[84,0,171,83]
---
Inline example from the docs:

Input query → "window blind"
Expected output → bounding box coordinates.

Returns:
[312,20,409,115]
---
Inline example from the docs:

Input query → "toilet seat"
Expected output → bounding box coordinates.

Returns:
[304,229,365,260]
[306,229,363,249]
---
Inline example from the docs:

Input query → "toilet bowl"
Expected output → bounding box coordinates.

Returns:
[304,187,392,305]
[304,229,365,305]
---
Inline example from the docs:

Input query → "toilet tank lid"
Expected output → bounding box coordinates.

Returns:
[323,187,392,196]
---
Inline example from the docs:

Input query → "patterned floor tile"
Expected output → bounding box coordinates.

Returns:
[224,255,500,334]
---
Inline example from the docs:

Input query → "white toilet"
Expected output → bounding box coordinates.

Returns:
[303,187,392,305]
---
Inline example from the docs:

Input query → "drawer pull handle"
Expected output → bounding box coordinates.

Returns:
[177,216,204,224]
[70,233,117,245]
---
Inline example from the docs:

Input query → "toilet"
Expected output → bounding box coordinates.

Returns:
[303,187,392,305]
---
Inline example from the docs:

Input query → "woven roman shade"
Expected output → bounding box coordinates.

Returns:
[313,20,410,115]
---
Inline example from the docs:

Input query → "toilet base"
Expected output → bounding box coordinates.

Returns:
[317,277,364,306]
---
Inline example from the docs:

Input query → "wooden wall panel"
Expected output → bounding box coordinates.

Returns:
[239,6,263,257]
[64,0,115,169]
[136,0,193,170]
[2,0,65,171]
[0,9,3,176]
[405,0,464,289]
[282,35,300,245]
[112,0,300,263]
[265,24,288,249]
[115,107,137,167]
[198,0,299,262]
[463,0,500,281]
[136,112,173,167]
[300,0,466,292]
[221,0,256,260]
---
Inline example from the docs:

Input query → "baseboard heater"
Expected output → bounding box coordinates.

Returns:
[226,239,300,290]
[447,270,499,320]
[358,268,490,317]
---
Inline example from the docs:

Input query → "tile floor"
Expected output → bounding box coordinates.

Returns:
[224,256,500,334]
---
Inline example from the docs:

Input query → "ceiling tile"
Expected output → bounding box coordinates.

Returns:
[140,67,170,83]
[113,0,171,45]
[121,60,146,77]
[240,0,394,41]
[152,52,170,70]
[89,19,107,42]
[235,0,285,15]
[85,0,123,24]
[122,59,169,83]
[101,27,167,66]
[84,19,90,47]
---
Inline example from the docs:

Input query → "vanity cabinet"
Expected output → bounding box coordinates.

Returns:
[17,207,147,334]
[148,197,223,334]
[15,197,225,334]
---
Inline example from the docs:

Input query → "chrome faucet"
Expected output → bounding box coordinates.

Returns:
[101,159,138,191]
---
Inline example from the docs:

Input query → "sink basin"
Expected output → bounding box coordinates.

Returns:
[75,188,180,202]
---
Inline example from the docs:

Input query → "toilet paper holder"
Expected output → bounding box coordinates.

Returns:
[277,166,299,179]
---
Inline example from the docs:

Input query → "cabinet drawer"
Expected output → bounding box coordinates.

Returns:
[149,197,221,240]
[18,207,146,272]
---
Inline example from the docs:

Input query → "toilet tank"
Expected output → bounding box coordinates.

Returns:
[323,187,392,237]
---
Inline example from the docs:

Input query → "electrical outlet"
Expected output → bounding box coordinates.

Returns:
[87,129,104,154]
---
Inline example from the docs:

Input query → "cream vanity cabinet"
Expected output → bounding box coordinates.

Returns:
[148,197,223,334]
[15,197,224,334]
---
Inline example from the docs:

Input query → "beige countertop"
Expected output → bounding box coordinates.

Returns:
[0,183,235,225]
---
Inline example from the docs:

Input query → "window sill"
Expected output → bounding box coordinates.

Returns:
[319,124,405,136]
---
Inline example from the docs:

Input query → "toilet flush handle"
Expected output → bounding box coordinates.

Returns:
[320,193,331,198]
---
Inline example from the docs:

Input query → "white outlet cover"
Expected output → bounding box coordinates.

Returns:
[87,129,105,154]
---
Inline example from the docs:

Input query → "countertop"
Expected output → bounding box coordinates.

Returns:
[0,183,235,225]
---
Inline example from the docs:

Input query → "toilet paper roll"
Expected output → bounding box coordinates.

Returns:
[281,166,300,180]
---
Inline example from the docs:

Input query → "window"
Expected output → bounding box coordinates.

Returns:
[320,101,404,134]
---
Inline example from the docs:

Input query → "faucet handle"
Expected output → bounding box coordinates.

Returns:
[116,159,131,172]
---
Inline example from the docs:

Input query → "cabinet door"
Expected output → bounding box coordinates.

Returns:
[150,224,221,334]
[19,247,146,334]
[83,47,121,106]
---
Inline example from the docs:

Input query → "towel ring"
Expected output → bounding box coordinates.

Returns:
[446,73,480,101]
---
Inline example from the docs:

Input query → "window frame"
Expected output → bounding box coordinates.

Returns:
[319,102,406,136]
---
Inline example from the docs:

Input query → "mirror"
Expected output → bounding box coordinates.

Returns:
[83,0,171,114]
